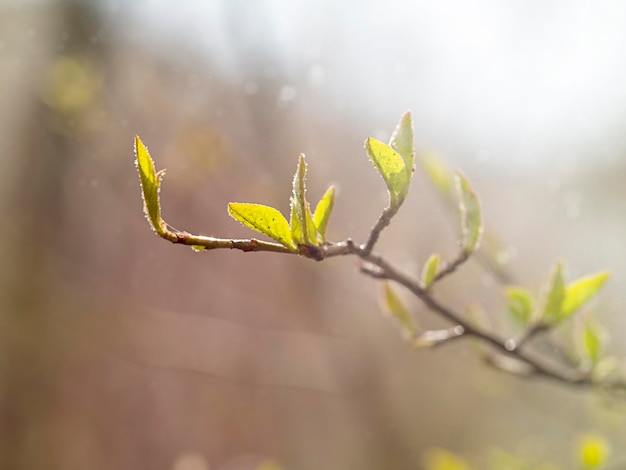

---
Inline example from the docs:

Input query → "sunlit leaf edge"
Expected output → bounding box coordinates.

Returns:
[421,254,440,288]
[135,135,166,235]
[389,110,415,178]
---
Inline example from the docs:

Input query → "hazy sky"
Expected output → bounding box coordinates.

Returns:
[111,0,626,172]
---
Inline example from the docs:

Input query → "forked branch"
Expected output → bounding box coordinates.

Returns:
[134,112,623,395]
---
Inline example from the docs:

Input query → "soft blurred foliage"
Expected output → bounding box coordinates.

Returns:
[2,1,626,469]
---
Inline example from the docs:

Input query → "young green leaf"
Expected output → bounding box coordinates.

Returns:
[135,135,166,235]
[562,271,610,318]
[389,110,414,177]
[313,185,335,243]
[227,203,295,249]
[290,198,317,246]
[421,254,440,288]
[454,171,483,254]
[421,152,454,195]
[366,137,410,210]
[305,203,318,244]
[289,201,302,244]
[290,154,318,246]
[541,260,566,325]
[503,286,535,326]
[579,316,605,366]
[381,282,418,338]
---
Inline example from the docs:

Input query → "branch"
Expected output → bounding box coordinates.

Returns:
[432,249,469,284]
[135,116,625,395]
[321,239,624,391]
[361,206,398,255]
[157,224,295,255]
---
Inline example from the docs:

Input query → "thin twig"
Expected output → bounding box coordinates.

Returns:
[412,326,465,348]
[157,224,295,255]
[432,249,469,283]
[361,206,398,255]
[322,239,623,390]
[511,323,549,351]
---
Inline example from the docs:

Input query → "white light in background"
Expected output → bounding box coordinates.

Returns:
[116,0,626,171]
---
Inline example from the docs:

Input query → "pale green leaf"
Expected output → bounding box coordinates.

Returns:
[389,110,414,178]
[227,203,294,249]
[421,152,453,194]
[503,286,535,326]
[191,245,207,252]
[305,204,317,245]
[289,199,304,245]
[135,135,165,235]
[421,254,440,288]
[454,171,483,254]
[424,448,471,470]
[366,137,410,209]
[381,282,417,338]
[579,434,610,469]
[579,317,605,366]
[289,200,303,245]
[313,185,335,243]
[541,260,566,325]
[290,154,318,246]
[562,271,610,318]
[290,198,317,246]
[583,323,602,365]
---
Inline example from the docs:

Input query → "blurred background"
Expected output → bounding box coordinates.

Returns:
[2,0,626,468]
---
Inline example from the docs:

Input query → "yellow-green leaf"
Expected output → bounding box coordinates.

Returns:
[562,271,610,318]
[135,135,165,235]
[228,203,294,249]
[290,198,317,246]
[289,200,303,245]
[503,286,535,326]
[290,154,318,246]
[305,203,318,244]
[381,282,417,338]
[389,110,414,178]
[424,448,471,470]
[579,317,605,366]
[421,254,440,288]
[313,185,335,243]
[578,434,609,469]
[541,260,566,325]
[366,137,410,209]
[421,152,453,195]
[454,171,483,254]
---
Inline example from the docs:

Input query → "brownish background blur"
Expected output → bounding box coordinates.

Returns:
[2,1,626,469]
